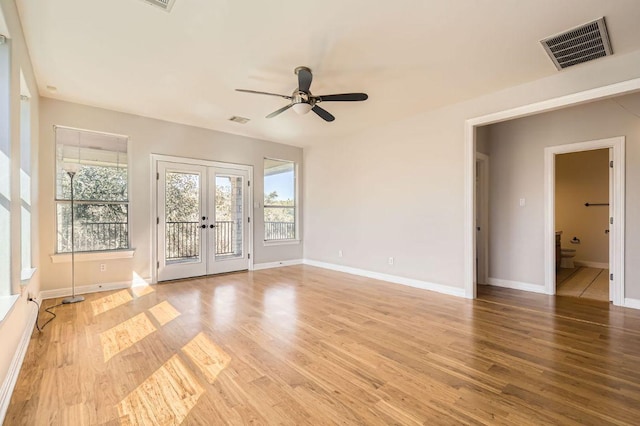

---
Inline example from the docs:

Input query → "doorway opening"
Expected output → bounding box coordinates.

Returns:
[554,148,611,301]
[544,137,625,304]
[151,156,253,282]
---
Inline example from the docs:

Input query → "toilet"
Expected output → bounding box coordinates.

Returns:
[561,248,576,268]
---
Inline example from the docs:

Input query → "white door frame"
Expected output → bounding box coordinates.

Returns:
[475,152,489,286]
[150,154,254,284]
[544,137,625,304]
[463,77,640,300]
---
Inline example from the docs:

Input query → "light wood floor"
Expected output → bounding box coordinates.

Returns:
[557,267,609,301]
[6,265,640,425]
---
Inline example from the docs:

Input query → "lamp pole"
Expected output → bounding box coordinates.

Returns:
[62,166,84,304]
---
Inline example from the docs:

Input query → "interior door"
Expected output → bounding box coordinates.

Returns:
[158,161,207,281]
[207,167,250,274]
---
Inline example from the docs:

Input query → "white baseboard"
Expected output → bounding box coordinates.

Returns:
[574,260,609,269]
[624,298,640,310]
[303,259,465,298]
[0,299,38,424]
[487,277,547,294]
[252,259,303,271]
[39,277,152,300]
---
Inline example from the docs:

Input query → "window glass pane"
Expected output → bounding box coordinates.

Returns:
[57,203,128,252]
[264,159,296,240]
[215,175,243,258]
[165,172,200,262]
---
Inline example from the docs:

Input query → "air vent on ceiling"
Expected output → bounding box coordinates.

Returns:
[540,17,613,70]
[140,0,176,12]
[229,116,250,124]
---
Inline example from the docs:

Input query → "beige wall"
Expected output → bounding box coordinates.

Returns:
[38,99,303,291]
[304,48,640,293]
[0,0,40,400]
[487,92,640,296]
[556,149,609,265]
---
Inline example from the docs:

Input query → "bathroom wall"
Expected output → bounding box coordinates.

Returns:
[556,149,609,266]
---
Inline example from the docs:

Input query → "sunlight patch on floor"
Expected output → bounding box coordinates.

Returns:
[148,300,181,326]
[117,355,204,426]
[182,332,231,384]
[91,290,133,316]
[131,285,155,298]
[99,312,156,362]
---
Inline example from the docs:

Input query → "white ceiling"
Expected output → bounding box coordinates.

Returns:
[15,0,640,147]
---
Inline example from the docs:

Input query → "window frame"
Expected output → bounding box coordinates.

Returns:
[53,125,132,255]
[263,157,299,245]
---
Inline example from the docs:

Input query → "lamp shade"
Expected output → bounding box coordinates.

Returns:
[63,162,82,174]
[292,102,313,115]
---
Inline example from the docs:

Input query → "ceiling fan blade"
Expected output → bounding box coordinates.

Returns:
[316,93,368,102]
[236,89,292,100]
[312,105,335,122]
[297,68,313,92]
[266,103,294,118]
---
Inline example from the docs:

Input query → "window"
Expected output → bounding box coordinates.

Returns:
[20,70,32,276]
[0,35,10,294]
[264,158,296,241]
[55,127,129,253]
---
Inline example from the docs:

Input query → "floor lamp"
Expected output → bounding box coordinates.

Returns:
[62,163,84,304]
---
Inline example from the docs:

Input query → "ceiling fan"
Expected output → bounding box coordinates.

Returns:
[236,66,368,122]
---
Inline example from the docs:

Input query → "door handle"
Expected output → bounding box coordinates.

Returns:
[210,224,216,229]
[605,229,610,234]
[201,224,206,229]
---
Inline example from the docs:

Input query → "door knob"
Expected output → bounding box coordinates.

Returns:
[210,224,216,228]
[605,229,610,234]
[201,224,206,229]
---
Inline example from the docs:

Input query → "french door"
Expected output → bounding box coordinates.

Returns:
[157,160,251,281]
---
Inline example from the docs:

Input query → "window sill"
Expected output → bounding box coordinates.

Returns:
[263,239,300,247]
[0,294,20,324]
[21,268,37,284]
[50,249,135,264]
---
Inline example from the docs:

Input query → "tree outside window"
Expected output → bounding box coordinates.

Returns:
[264,159,296,241]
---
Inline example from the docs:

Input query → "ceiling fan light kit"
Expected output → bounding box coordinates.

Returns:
[236,66,368,122]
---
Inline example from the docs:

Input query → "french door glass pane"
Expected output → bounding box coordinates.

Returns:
[215,175,243,259]
[165,171,200,263]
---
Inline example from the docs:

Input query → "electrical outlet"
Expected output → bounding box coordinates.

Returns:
[388,257,394,265]
[100,263,107,272]
[338,250,343,258]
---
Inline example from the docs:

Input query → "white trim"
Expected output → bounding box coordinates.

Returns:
[544,137,625,304]
[39,277,152,300]
[252,259,303,271]
[0,300,37,424]
[464,77,640,300]
[263,239,300,247]
[624,298,640,310]
[487,277,547,294]
[20,268,36,282]
[574,260,609,269]
[50,249,135,263]
[303,259,465,298]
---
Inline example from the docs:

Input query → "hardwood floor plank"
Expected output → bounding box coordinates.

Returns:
[6,265,640,425]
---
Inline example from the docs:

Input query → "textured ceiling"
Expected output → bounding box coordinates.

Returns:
[15,0,640,147]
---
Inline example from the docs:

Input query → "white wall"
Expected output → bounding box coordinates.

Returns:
[0,0,40,406]
[38,99,303,291]
[487,92,640,297]
[304,49,640,294]
[556,149,609,265]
